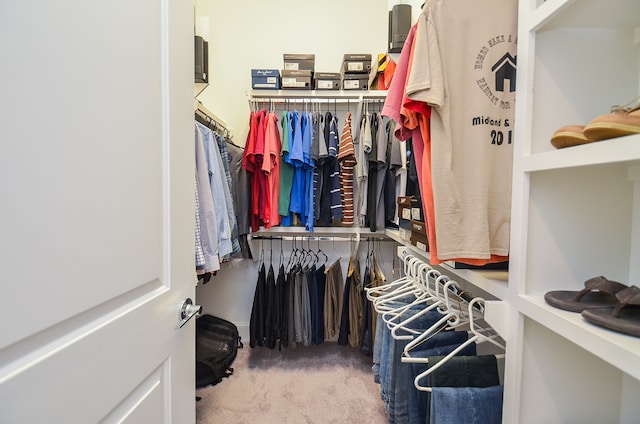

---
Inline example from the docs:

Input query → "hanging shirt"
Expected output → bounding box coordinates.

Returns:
[263,112,281,228]
[279,111,294,226]
[196,122,233,258]
[374,113,388,231]
[312,113,324,223]
[194,179,205,268]
[367,113,379,231]
[355,112,371,227]
[326,115,342,223]
[302,112,316,231]
[407,2,516,262]
[254,110,269,225]
[338,111,356,225]
[318,112,334,226]
[384,120,403,226]
[195,124,220,273]
[288,110,305,217]
[242,111,261,232]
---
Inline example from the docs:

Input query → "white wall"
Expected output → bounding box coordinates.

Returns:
[195,0,389,143]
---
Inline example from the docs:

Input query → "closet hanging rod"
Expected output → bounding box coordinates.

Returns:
[250,235,393,243]
[194,99,229,130]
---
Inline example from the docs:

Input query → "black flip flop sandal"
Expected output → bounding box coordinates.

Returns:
[581,286,640,337]
[544,276,628,312]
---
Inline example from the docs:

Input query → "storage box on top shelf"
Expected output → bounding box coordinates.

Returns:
[314,72,341,90]
[251,69,281,89]
[342,54,372,74]
[281,69,312,89]
[342,72,370,90]
[283,54,315,73]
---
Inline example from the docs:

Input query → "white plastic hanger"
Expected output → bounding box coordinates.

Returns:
[391,275,460,342]
[366,254,420,305]
[400,277,466,353]
[384,267,439,332]
[412,297,506,392]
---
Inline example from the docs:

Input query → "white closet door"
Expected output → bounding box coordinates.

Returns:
[0,1,195,423]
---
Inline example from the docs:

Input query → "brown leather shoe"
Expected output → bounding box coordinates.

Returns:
[584,98,640,141]
[550,125,592,149]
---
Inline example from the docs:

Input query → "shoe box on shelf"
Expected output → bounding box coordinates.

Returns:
[281,70,312,89]
[283,53,315,72]
[341,54,372,90]
[282,54,315,90]
[314,72,341,90]
[410,220,428,252]
[398,196,428,251]
[251,69,281,90]
[397,196,412,241]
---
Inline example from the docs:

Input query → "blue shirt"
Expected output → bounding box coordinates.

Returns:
[196,121,233,257]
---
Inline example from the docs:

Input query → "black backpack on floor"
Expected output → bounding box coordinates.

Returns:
[195,314,243,388]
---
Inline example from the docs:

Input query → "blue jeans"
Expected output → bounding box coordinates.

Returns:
[429,385,504,424]
[407,343,479,424]
[385,307,447,424]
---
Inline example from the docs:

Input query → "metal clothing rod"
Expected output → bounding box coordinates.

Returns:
[194,100,231,138]
[250,235,394,242]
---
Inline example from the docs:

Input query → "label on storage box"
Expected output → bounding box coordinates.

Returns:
[344,80,360,89]
[347,62,364,71]
[317,80,333,89]
[282,78,305,87]
[416,241,428,252]
[284,63,299,70]
[267,77,277,83]
[402,208,411,220]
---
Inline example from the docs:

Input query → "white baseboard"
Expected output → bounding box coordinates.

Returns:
[236,322,249,345]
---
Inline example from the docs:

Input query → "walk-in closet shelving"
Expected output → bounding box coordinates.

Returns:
[385,229,509,302]
[505,0,640,422]
[248,89,388,100]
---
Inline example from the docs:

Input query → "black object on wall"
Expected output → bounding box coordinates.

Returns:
[389,4,412,53]
[195,35,209,83]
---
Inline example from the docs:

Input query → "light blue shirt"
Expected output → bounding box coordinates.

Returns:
[196,122,232,258]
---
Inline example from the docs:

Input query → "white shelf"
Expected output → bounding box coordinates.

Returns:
[248,89,387,100]
[518,294,640,381]
[530,0,640,32]
[521,134,640,173]
[386,229,509,301]
[506,0,640,420]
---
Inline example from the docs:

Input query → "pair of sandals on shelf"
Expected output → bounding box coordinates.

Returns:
[545,276,640,337]
[550,96,640,149]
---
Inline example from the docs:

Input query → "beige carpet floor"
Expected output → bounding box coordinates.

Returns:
[196,343,388,423]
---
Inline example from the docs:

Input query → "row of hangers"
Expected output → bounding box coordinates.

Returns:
[253,235,389,275]
[248,98,385,115]
[195,107,234,141]
[365,250,505,392]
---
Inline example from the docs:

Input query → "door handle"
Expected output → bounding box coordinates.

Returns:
[177,298,202,329]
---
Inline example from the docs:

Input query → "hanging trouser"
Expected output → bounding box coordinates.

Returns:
[323,260,344,340]
[249,263,267,348]
[311,264,326,345]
